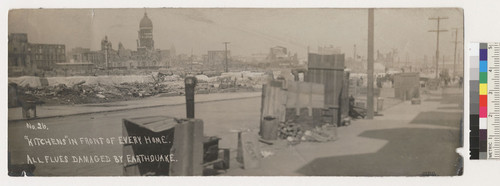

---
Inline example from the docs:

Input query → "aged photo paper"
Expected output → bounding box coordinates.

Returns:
[7,8,463,176]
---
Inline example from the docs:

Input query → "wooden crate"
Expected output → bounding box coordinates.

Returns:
[122,116,177,176]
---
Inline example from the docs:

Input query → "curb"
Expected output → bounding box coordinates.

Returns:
[8,95,260,122]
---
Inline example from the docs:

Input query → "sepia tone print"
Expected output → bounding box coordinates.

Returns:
[8,8,463,176]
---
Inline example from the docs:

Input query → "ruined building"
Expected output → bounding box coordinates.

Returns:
[8,33,66,76]
[69,12,173,70]
[267,46,298,66]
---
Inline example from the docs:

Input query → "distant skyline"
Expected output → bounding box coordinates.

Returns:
[9,8,463,62]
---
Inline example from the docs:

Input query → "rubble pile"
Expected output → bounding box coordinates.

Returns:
[278,122,337,145]
[278,122,304,140]
[10,71,270,106]
[15,81,184,105]
[219,71,269,89]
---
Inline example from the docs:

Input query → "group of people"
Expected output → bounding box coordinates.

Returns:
[440,70,463,88]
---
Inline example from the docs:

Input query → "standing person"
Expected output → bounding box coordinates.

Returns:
[390,75,394,88]
[459,76,463,88]
[376,76,382,88]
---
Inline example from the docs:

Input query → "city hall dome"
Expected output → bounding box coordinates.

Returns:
[139,13,153,28]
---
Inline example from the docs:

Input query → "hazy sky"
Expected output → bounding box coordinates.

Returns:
[9,8,463,61]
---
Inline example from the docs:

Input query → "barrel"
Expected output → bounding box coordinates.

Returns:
[260,116,279,140]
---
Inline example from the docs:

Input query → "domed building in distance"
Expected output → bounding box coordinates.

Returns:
[66,10,175,70]
[137,12,154,53]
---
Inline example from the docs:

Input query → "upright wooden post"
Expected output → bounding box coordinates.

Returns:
[169,77,202,176]
[367,8,375,119]
[169,119,204,176]
[259,84,267,137]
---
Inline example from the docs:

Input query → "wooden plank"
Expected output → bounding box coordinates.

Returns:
[305,53,345,125]
[261,82,287,123]
[278,86,287,122]
[240,132,261,169]
[122,121,134,176]
[286,81,324,109]
[169,119,204,176]
[285,107,325,128]
[122,145,140,176]
[259,84,267,137]
[261,85,271,117]
[213,149,230,170]
[293,82,300,114]
[236,132,243,164]
[264,85,273,118]
[123,164,141,176]
[340,71,350,118]
[123,116,177,133]
[122,117,176,176]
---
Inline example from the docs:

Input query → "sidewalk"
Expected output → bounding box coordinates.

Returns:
[8,92,261,121]
[224,87,463,176]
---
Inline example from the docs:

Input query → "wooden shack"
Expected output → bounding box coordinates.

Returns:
[305,53,345,125]
[393,72,420,100]
[284,81,326,128]
[259,80,326,137]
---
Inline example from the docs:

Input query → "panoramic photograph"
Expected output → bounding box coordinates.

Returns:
[7,8,463,176]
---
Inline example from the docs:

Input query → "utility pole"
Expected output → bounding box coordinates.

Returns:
[451,28,460,79]
[353,44,357,62]
[367,8,375,119]
[405,53,408,65]
[428,16,448,79]
[223,42,230,72]
[442,55,445,74]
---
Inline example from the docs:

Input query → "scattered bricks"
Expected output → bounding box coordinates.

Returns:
[278,122,303,140]
[11,71,266,106]
[285,107,324,129]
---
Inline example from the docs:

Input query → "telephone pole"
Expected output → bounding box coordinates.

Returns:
[442,55,445,71]
[367,8,375,119]
[428,16,448,79]
[353,44,357,62]
[223,42,230,72]
[451,28,461,79]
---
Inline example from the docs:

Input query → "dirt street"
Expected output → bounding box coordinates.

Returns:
[8,87,462,176]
